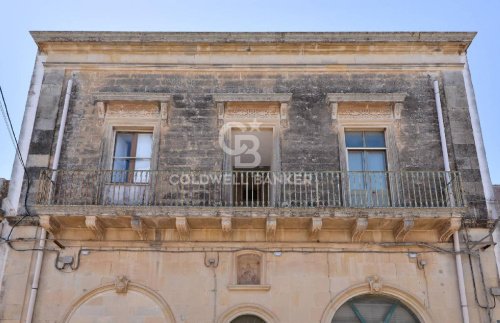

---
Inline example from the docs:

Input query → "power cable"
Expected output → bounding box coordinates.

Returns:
[0,86,37,247]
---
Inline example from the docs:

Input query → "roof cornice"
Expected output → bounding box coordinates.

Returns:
[30,31,476,47]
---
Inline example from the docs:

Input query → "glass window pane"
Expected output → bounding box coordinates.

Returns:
[345,131,363,147]
[348,151,363,171]
[364,131,385,147]
[112,159,130,182]
[365,151,387,171]
[134,159,151,171]
[136,133,153,158]
[114,133,133,158]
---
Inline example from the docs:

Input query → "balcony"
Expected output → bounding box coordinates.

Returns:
[33,169,465,243]
[36,169,464,209]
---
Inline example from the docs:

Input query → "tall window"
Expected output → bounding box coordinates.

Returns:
[112,132,153,183]
[345,130,389,206]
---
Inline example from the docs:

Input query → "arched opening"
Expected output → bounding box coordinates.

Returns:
[331,294,420,323]
[231,314,267,323]
[63,282,176,323]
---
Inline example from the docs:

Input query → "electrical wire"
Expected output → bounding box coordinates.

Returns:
[0,86,37,248]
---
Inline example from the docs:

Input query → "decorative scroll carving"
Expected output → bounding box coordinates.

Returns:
[351,217,368,242]
[338,105,393,120]
[237,253,261,285]
[131,216,147,240]
[175,217,190,240]
[93,92,172,121]
[266,217,277,241]
[39,215,61,237]
[114,275,130,294]
[225,106,280,119]
[368,275,383,293]
[105,105,160,118]
[327,92,407,121]
[214,93,292,127]
[393,218,414,242]
[310,217,323,238]
[85,216,105,240]
[438,217,461,242]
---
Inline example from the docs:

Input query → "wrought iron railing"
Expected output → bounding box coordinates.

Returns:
[36,169,465,208]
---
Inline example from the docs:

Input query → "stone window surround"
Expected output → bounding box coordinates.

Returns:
[228,250,270,291]
[94,92,171,171]
[327,92,407,173]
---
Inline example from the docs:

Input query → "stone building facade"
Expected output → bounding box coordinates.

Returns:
[0,32,499,322]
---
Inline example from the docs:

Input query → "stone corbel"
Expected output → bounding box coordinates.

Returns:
[85,216,105,240]
[96,101,106,125]
[438,217,461,242]
[176,217,190,240]
[394,102,403,119]
[330,102,338,121]
[221,216,232,239]
[351,217,368,242]
[280,102,289,128]
[266,217,277,241]
[393,218,414,242]
[310,217,323,239]
[131,216,147,240]
[160,101,169,126]
[39,215,61,238]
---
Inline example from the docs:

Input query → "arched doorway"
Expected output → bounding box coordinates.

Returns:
[331,294,420,323]
[231,314,267,323]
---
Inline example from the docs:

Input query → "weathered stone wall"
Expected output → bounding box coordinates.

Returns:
[22,69,486,218]
[0,229,497,323]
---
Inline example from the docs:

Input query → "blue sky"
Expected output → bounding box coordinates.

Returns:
[0,0,499,182]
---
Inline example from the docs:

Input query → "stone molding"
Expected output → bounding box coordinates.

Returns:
[319,281,433,323]
[62,280,176,323]
[94,92,171,125]
[327,92,407,121]
[214,93,292,127]
[217,303,279,323]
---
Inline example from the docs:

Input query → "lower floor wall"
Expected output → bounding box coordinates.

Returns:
[0,226,499,323]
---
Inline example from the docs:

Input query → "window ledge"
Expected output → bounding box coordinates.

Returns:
[227,284,271,291]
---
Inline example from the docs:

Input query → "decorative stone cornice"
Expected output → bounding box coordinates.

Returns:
[213,93,292,103]
[94,92,172,125]
[328,92,407,121]
[31,31,476,49]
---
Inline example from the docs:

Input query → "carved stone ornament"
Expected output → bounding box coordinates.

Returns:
[327,92,406,121]
[393,218,415,242]
[310,217,323,238]
[368,275,383,293]
[39,215,61,237]
[438,217,462,242]
[351,217,368,242]
[266,217,277,241]
[176,217,190,241]
[114,275,130,294]
[85,216,105,240]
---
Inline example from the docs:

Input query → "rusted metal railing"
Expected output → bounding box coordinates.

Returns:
[36,169,465,208]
